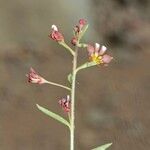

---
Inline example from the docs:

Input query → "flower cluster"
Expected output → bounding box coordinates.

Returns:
[58,95,71,113]
[71,19,87,46]
[27,19,113,115]
[74,19,87,35]
[87,43,113,65]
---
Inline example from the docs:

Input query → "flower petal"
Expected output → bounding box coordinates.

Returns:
[51,24,58,31]
[87,44,95,55]
[95,43,100,52]
[99,45,107,55]
[102,54,113,64]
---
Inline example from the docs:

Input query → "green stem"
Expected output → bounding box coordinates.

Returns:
[70,46,78,150]
[75,62,97,73]
[59,42,75,56]
[46,81,71,91]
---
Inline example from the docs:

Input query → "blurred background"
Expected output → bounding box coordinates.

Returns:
[0,0,150,149]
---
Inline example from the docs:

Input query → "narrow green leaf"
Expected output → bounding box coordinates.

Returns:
[67,73,72,84]
[78,24,89,41]
[36,104,70,129]
[76,62,97,73]
[92,143,112,150]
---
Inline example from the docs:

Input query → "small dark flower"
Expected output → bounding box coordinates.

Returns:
[49,25,64,42]
[71,37,78,46]
[58,95,71,113]
[26,67,47,84]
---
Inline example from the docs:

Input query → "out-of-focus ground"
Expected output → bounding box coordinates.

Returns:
[0,0,150,149]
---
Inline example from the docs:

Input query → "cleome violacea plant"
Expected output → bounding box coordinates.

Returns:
[26,19,113,150]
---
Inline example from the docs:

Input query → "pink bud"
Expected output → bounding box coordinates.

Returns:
[58,95,71,113]
[74,19,87,35]
[79,19,87,28]
[49,25,64,42]
[71,37,78,46]
[26,68,47,84]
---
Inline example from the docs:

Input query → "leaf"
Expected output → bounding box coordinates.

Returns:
[78,24,89,41]
[36,104,70,129]
[76,62,97,73]
[92,143,112,150]
[67,73,72,84]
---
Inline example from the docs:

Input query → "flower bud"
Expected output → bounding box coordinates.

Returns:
[73,19,87,36]
[26,68,47,84]
[71,37,78,46]
[58,95,71,113]
[79,19,87,29]
[49,25,64,42]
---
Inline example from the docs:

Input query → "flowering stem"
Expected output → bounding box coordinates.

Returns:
[70,46,78,150]
[46,81,71,91]
[68,113,71,123]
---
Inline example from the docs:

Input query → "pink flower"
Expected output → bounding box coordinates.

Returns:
[87,43,113,65]
[49,25,64,42]
[58,95,71,113]
[26,67,47,84]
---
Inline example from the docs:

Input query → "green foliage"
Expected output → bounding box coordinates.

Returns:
[36,104,71,129]
[92,143,112,150]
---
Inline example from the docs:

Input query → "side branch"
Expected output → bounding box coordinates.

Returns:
[59,42,75,56]
[46,81,71,91]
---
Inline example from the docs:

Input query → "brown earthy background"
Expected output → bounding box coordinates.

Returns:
[0,0,150,150]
